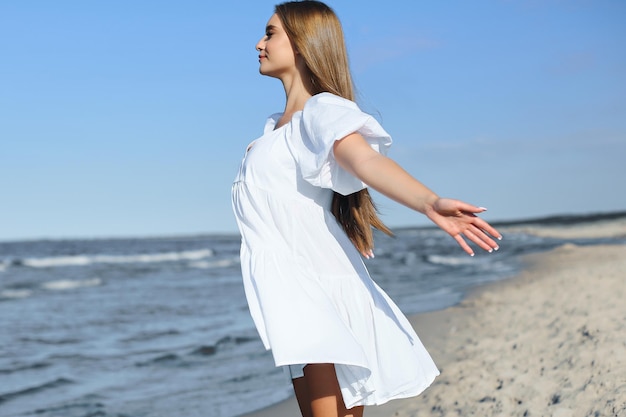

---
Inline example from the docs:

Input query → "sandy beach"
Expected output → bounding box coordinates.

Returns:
[242,234,626,416]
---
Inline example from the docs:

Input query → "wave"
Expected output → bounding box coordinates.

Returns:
[41,278,102,291]
[14,248,214,269]
[0,278,102,300]
[24,397,106,417]
[121,329,181,343]
[188,257,239,269]
[0,361,51,375]
[425,254,478,266]
[0,377,74,404]
[136,353,181,367]
[191,335,257,357]
[135,335,257,368]
[19,336,82,345]
[0,289,33,299]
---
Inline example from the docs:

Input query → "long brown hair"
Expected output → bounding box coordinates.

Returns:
[275,0,393,253]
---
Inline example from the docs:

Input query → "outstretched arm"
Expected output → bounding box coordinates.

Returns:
[333,132,502,256]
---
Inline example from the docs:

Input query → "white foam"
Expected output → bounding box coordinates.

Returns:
[24,256,93,267]
[22,249,214,268]
[189,258,239,269]
[426,254,476,266]
[41,277,103,291]
[1,289,33,299]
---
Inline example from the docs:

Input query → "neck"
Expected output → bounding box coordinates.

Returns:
[283,82,312,115]
[277,64,315,125]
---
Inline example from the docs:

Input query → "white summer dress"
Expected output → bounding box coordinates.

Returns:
[231,92,439,408]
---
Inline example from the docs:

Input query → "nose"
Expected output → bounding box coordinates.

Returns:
[256,37,265,52]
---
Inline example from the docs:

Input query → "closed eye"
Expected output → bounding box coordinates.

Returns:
[265,24,277,40]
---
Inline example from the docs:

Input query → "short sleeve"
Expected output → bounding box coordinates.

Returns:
[291,92,392,196]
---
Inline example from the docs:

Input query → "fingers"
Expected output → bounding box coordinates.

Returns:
[465,226,500,253]
[453,234,475,256]
[472,216,503,241]
[454,221,502,256]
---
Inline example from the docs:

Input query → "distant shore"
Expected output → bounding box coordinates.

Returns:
[242,220,626,417]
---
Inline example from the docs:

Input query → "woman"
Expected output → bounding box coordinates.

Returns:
[231,1,502,416]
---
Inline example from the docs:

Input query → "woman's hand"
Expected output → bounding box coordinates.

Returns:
[426,198,502,256]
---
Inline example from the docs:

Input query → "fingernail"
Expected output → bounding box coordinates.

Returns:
[370,253,375,258]
[497,235,503,241]
[494,246,500,251]
[488,249,493,253]
[478,207,488,211]
[470,253,475,257]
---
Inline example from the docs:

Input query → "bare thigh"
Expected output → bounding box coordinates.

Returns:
[292,363,364,417]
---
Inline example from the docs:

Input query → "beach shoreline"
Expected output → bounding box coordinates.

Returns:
[240,242,626,417]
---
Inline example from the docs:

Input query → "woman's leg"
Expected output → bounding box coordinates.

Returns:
[293,375,313,417]
[292,363,364,417]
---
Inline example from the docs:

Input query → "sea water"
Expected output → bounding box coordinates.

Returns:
[1,213,624,417]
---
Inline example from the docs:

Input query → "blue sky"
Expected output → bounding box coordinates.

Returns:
[1,0,625,241]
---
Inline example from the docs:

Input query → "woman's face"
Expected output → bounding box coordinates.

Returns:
[255,14,298,79]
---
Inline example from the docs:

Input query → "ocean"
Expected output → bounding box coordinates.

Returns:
[1,212,625,417]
